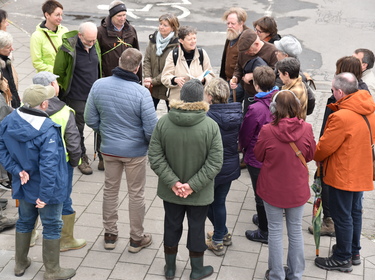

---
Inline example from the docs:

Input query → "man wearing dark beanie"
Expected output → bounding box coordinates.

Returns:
[148,79,223,280]
[96,0,141,170]
[97,0,141,79]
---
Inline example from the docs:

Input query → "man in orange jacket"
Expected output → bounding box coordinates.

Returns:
[314,72,375,272]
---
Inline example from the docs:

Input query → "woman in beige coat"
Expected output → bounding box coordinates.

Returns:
[161,26,215,101]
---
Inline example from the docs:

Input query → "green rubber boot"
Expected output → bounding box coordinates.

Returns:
[164,245,178,279]
[60,212,86,252]
[189,251,213,280]
[43,238,76,280]
[14,232,32,276]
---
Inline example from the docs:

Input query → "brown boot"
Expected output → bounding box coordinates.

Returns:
[308,217,335,237]
[78,154,93,175]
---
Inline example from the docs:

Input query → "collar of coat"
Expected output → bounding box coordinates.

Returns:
[112,67,139,83]
[169,99,210,111]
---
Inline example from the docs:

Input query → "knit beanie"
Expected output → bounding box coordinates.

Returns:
[180,79,204,103]
[109,1,127,18]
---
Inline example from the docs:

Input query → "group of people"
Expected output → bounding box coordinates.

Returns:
[0,1,375,280]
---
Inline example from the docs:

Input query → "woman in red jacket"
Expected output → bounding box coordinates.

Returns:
[254,90,316,280]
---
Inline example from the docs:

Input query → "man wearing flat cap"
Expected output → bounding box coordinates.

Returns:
[97,0,141,80]
[0,84,76,279]
[230,29,277,114]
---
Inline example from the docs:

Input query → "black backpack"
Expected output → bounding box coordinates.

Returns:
[172,46,204,70]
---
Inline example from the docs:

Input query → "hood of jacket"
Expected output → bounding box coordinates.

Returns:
[269,117,306,143]
[5,108,55,143]
[254,87,278,108]
[207,102,242,131]
[60,30,79,53]
[45,97,65,116]
[168,100,209,127]
[328,89,375,115]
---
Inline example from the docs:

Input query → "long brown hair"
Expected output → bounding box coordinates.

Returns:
[272,90,302,125]
[335,56,362,80]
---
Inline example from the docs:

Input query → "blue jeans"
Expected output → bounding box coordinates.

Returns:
[228,82,244,103]
[16,199,63,240]
[207,181,232,242]
[329,186,363,261]
[62,162,74,215]
[264,202,305,280]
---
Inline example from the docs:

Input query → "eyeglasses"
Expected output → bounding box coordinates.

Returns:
[254,28,264,34]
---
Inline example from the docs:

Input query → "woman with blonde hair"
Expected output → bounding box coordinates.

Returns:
[205,77,242,256]
[144,13,180,110]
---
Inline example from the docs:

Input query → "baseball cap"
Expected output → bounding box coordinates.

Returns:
[22,84,55,108]
[32,71,59,86]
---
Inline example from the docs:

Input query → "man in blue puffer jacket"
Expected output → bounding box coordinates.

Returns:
[84,48,158,252]
[0,84,75,279]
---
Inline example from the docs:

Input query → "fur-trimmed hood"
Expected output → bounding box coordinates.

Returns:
[168,100,210,128]
[169,99,209,111]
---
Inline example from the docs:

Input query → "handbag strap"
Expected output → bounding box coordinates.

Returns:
[289,142,308,169]
[43,31,58,53]
[361,115,375,159]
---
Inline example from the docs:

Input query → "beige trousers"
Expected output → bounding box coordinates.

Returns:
[102,155,146,241]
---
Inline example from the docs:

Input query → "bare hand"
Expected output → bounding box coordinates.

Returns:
[243,73,253,84]
[230,77,238,89]
[175,77,185,88]
[144,77,152,88]
[35,198,46,209]
[19,170,29,185]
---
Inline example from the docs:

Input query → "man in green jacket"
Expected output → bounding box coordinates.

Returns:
[148,79,223,280]
[54,21,102,175]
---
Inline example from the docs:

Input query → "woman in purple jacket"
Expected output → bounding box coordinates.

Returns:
[239,66,278,244]
[205,77,242,256]
[254,90,316,280]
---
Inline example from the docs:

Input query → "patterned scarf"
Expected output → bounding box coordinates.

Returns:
[156,31,175,56]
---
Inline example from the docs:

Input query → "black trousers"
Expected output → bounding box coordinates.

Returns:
[163,201,208,252]
[65,98,86,156]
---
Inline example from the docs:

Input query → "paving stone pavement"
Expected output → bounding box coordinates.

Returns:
[1,22,375,280]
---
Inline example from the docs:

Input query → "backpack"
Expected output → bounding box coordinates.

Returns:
[303,72,316,115]
[172,46,204,70]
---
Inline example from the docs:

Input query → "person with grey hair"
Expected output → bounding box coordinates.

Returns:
[54,21,102,176]
[0,30,20,108]
[314,72,375,272]
[84,48,158,252]
[0,84,76,279]
[97,0,141,79]
[353,48,375,94]
[149,79,223,280]
[161,26,215,101]
[204,77,242,256]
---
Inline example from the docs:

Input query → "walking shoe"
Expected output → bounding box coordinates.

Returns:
[315,256,352,272]
[308,217,335,237]
[128,233,152,253]
[0,181,11,191]
[0,215,17,232]
[332,244,361,265]
[252,214,259,227]
[264,267,289,280]
[78,155,93,175]
[206,231,232,246]
[98,159,105,171]
[104,233,118,250]
[206,239,225,256]
[0,198,7,210]
[245,228,268,244]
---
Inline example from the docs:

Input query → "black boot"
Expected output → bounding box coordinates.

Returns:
[164,245,177,279]
[189,251,213,280]
[14,232,32,276]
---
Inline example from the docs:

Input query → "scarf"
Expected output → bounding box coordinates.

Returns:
[156,31,175,56]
